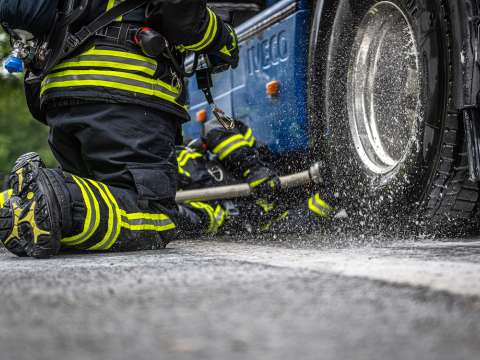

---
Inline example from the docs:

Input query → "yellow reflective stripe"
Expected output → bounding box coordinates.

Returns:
[315,194,332,211]
[256,199,275,214]
[261,210,289,232]
[219,141,249,160]
[214,205,227,227]
[83,48,157,65]
[120,222,176,232]
[250,177,268,188]
[54,60,156,77]
[41,79,185,108]
[99,182,122,249]
[16,169,24,193]
[62,176,91,243]
[244,128,256,147]
[107,0,124,21]
[178,150,203,167]
[53,47,158,75]
[87,180,121,250]
[178,8,218,52]
[246,137,256,147]
[308,197,327,217]
[42,80,176,103]
[189,201,216,232]
[177,150,189,164]
[179,152,203,167]
[178,165,191,177]
[213,134,249,160]
[86,180,113,250]
[62,176,101,245]
[213,134,244,154]
[188,202,226,234]
[0,189,13,208]
[107,0,116,10]
[121,211,171,221]
[120,210,176,232]
[308,194,332,218]
[44,69,179,95]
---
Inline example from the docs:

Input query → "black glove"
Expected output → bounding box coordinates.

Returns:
[245,166,282,201]
[208,24,239,72]
[307,192,334,219]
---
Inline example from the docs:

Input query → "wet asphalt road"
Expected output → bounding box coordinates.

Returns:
[1,236,480,360]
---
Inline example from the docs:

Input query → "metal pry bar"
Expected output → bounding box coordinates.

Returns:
[176,163,323,202]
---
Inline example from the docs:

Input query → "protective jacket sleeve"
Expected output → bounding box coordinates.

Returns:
[146,0,233,54]
[0,0,58,37]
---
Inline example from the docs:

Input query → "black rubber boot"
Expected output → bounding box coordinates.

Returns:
[0,202,28,257]
[7,152,46,195]
[4,168,64,259]
[0,153,49,257]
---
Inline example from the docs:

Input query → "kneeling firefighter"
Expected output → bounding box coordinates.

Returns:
[0,0,239,258]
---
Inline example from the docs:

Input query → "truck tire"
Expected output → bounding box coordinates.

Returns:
[308,0,479,234]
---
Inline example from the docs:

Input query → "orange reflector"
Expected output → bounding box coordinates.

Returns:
[266,80,280,96]
[196,109,207,123]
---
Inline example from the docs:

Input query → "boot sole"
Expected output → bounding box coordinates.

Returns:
[9,153,46,195]
[20,170,61,259]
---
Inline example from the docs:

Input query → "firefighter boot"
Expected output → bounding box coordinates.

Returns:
[2,168,66,258]
[7,152,46,195]
[0,197,27,257]
[0,153,48,257]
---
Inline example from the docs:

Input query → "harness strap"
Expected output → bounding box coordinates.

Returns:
[64,0,148,58]
[37,0,149,79]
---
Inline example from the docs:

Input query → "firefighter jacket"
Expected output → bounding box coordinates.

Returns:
[40,0,234,121]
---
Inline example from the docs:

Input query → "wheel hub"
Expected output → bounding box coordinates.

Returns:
[347,1,422,175]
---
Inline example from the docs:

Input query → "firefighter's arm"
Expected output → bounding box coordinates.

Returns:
[0,0,59,37]
[204,122,281,201]
[146,0,239,69]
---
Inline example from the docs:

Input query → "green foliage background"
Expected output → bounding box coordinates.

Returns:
[0,33,55,177]
[0,78,55,176]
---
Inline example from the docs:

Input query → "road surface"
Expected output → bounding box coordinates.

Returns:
[1,235,480,360]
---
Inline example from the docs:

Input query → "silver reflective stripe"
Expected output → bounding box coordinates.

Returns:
[123,217,174,228]
[215,207,225,223]
[313,195,330,211]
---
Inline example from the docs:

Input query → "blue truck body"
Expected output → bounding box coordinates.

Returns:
[184,0,312,155]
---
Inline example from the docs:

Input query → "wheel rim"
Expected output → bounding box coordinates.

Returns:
[347,1,422,175]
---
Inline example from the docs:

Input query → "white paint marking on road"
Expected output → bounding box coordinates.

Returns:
[184,241,480,298]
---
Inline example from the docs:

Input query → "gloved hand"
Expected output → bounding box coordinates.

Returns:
[208,24,239,72]
[308,193,334,218]
[245,166,282,201]
[185,201,227,235]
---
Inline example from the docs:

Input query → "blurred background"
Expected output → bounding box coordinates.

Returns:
[0,31,55,177]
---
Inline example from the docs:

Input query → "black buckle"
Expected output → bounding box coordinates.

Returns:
[65,34,81,50]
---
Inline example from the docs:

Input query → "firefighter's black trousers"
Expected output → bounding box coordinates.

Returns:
[45,103,180,251]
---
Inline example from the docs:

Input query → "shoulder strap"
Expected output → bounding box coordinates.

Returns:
[36,0,149,79]
[64,0,149,53]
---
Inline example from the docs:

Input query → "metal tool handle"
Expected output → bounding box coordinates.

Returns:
[176,163,323,202]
